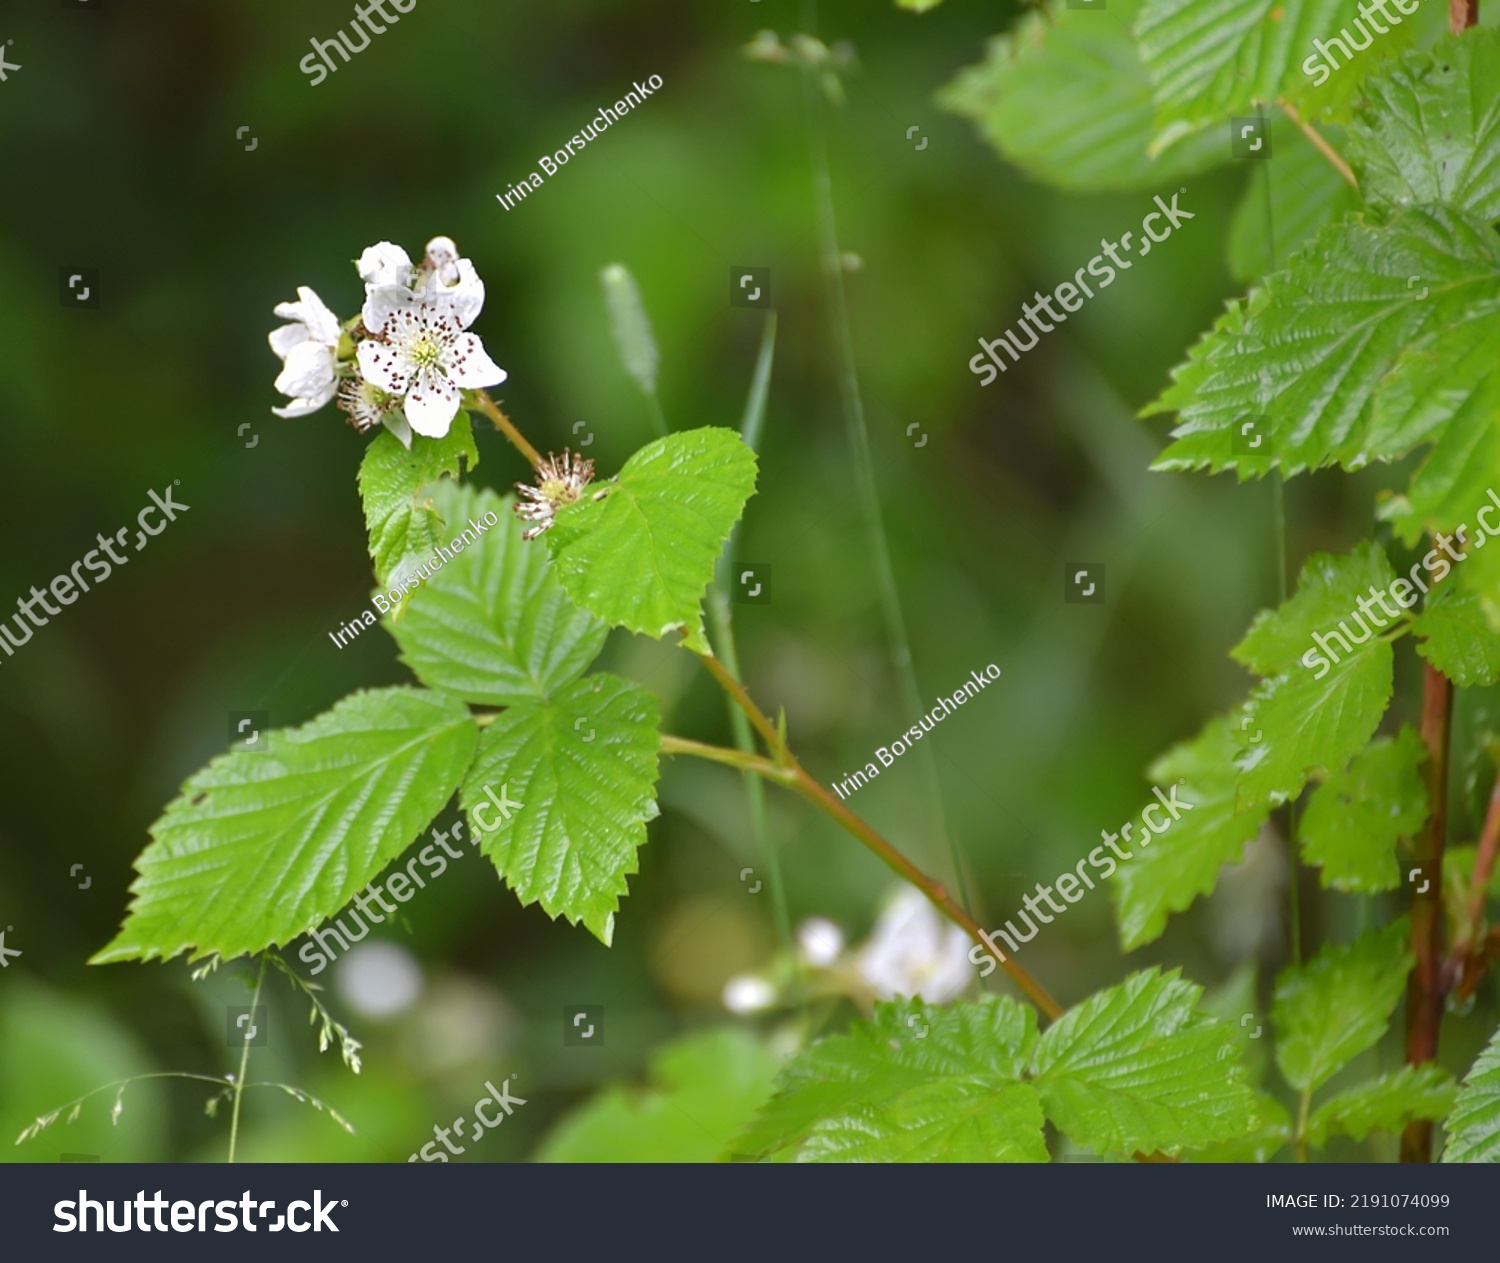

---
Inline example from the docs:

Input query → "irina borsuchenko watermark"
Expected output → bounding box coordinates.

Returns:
[831,663,1001,800]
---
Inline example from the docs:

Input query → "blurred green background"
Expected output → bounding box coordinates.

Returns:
[0,0,1490,1163]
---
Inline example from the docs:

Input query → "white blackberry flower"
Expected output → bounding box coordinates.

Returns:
[268,286,342,418]
[856,885,972,1004]
[356,288,505,438]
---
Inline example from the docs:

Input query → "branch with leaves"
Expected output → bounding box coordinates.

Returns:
[925,0,1500,1165]
[58,0,1500,1162]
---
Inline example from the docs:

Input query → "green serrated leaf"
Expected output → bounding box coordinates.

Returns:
[1227,120,1360,283]
[1210,1113,1296,1162]
[1223,549,1404,814]
[937,0,1225,194]
[545,428,757,654]
[1413,581,1500,688]
[1182,1094,1292,1161]
[1115,717,1271,950]
[1233,544,1400,677]
[1136,0,1413,152]
[460,674,660,945]
[1150,206,1500,479]
[812,1080,1046,1164]
[1301,727,1427,893]
[1370,298,1500,543]
[1272,920,1412,1092]
[1307,1064,1457,1149]
[386,482,607,705]
[358,418,479,589]
[1237,642,1394,808]
[94,688,478,964]
[536,1029,781,1163]
[1442,1025,1500,1163]
[1200,963,1270,1081]
[738,997,1046,1163]
[1348,30,1500,224]
[1140,292,1260,432]
[1031,969,1260,1156]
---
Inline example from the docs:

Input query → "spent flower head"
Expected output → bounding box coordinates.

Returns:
[515,450,596,541]
[337,377,411,447]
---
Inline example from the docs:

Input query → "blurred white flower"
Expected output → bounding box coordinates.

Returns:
[722,974,776,1014]
[856,885,972,1003]
[335,941,423,1019]
[401,976,516,1074]
[268,286,342,417]
[797,917,845,968]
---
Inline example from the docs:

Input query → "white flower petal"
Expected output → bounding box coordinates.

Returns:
[268,322,308,361]
[362,283,414,335]
[403,374,460,437]
[413,258,484,327]
[296,286,343,346]
[272,286,341,347]
[444,259,486,327]
[356,338,410,396]
[271,378,337,418]
[922,926,977,1004]
[381,411,414,449]
[357,242,413,289]
[445,332,506,388]
[274,342,336,399]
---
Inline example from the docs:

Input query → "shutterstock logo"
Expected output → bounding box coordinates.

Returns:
[54,1189,344,1233]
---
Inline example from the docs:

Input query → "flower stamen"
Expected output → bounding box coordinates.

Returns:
[514,450,596,540]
